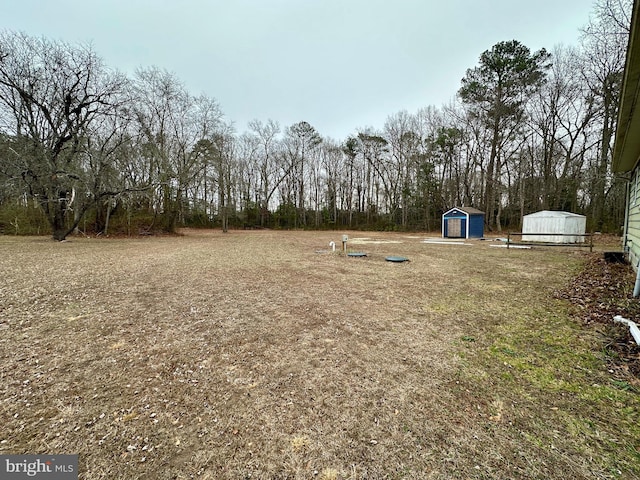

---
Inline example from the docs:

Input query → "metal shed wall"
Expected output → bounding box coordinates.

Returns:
[522,211,586,243]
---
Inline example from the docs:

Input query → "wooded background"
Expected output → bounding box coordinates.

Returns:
[0,0,631,239]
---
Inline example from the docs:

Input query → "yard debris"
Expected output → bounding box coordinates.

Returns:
[555,253,640,378]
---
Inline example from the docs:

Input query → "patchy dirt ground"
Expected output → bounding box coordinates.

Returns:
[0,230,638,479]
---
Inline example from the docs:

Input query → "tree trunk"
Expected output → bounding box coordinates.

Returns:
[47,188,70,241]
[594,77,616,230]
[485,120,500,228]
[219,184,228,233]
[104,202,112,236]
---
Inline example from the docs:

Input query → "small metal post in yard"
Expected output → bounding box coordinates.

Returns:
[342,234,348,255]
[507,232,511,250]
[589,232,593,253]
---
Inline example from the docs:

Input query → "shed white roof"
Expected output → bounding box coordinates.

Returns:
[523,210,585,218]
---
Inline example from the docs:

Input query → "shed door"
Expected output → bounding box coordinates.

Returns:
[448,218,462,237]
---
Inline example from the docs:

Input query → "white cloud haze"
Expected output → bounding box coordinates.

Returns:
[1,0,595,139]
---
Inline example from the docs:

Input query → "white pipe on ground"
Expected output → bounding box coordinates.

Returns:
[329,241,335,252]
[613,315,640,345]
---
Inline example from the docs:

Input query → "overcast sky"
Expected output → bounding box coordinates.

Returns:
[1,0,595,140]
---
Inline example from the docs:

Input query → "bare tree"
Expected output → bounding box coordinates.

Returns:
[526,45,597,215]
[82,103,139,235]
[320,140,344,225]
[342,136,359,227]
[247,119,282,226]
[0,31,127,240]
[355,129,389,224]
[459,40,551,230]
[207,123,236,232]
[284,121,321,227]
[133,67,222,232]
[385,111,419,227]
[580,0,632,229]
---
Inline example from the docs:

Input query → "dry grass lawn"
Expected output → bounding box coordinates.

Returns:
[0,230,638,479]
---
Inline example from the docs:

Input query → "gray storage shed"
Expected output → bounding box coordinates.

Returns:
[522,211,586,243]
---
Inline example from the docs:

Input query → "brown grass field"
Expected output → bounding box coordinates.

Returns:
[0,230,638,479]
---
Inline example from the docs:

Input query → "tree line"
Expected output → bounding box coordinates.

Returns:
[0,0,632,240]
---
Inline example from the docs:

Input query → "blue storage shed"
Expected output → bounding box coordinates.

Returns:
[442,207,485,239]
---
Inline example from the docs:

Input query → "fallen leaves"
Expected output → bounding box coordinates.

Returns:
[556,253,640,377]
